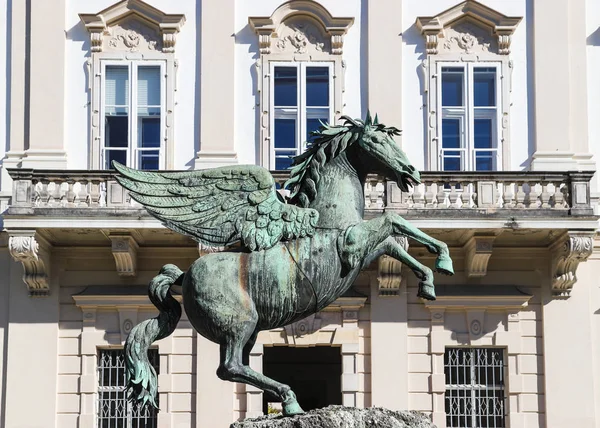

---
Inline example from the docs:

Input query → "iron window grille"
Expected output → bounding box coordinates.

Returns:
[444,347,506,428]
[97,348,159,428]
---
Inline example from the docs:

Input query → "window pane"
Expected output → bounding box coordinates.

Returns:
[442,119,461,149]
[139,150,160,170]
[441,67,464,107]
[474,119,493,148]
[105,116,128,148]
[475,151,494,171]
[104,150,127,169]
[138,66,161,109]
[105,66,129,107]
[306,67,329,107]
[274,118,296,149]
[443,154,461,171]
[140,118,161,148]
[274,67,297,106]
[307,117,327,144]
[275,155,294,170]
[474,68,496,107]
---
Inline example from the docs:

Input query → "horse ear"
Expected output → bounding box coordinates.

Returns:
[374,114,379,125]
[365,110,372,126]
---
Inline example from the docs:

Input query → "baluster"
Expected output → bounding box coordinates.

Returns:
[436,181,447,208]
[503,182,515,208]
[66,181,77,207]
[539,181,551,209]
[528,181,540,209]
[38,180,50,207]
[49,181,61,207]
[448,182,459,208]
[463,181,474,208]
[89,181,101,207]
[515,181,526,208]
[554,183,566,209]
[424,181,435,208]
[412,183,425,208]
[77,180,88,207]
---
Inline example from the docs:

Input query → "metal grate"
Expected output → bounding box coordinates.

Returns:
[97,349,159,428]
[444,348,506,428]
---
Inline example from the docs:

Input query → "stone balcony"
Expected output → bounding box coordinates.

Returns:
[3,168,597,297]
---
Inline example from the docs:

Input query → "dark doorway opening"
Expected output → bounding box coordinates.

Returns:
[262,346,342,413]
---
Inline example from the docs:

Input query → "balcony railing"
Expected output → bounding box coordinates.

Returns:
[6,169,595,217]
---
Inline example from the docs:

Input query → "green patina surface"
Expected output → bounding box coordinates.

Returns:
[116,114,454,416]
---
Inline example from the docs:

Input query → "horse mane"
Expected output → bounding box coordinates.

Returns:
[284,114,400,207]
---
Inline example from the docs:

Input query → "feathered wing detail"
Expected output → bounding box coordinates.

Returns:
[113,162,319,251]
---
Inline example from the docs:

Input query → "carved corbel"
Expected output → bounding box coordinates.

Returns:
[377,236,409,296]
[415,17,442,54]
[465,235,496,278]
[550,231,594,297]
[8,231,51,296]
[495,30,513,55]
[109,233,139,277]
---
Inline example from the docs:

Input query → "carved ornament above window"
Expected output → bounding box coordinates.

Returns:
[415,0,521,55]
[249,0,353,55]
[79,0,185,53]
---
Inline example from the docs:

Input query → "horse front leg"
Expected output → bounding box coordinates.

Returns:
[361,237,437,300]
[384,212,454,275]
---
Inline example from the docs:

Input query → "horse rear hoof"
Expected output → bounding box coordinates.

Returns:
[282,391,304,416]
[435,256,454,276]
[417,282,436,301]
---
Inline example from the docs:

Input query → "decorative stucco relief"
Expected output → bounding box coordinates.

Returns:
[275,20,327,54]
[8,232,50,296]
[442,22,494,54]
[551,231,594,297]
[105,19,161,52]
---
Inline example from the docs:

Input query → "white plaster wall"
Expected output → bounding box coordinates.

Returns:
[64,0,198,170]
[234,0,365,165]
[402,0,531,171]
[586,0,600,208]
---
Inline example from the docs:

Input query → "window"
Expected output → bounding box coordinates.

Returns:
[445,348,506,428]
[270,63,333,170]
[97,348,159,428]
[102,61,165,170]
[439,64,500,172]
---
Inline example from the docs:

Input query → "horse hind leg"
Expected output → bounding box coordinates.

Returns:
[216,323,304,416]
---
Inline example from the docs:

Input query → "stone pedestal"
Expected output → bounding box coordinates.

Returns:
[230,406,436,428]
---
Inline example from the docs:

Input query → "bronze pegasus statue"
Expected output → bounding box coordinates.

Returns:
[115,114,453,416]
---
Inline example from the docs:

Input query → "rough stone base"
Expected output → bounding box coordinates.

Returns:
[230,406,436,428]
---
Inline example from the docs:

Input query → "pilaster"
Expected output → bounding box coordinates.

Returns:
[195,0,237,169]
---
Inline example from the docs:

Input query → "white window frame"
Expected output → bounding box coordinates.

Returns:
[269,62,334,170]
[100,60,167,170]
[437,62,502,172]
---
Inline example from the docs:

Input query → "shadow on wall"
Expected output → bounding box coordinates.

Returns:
[235,23,260,164]
[402,23,428,168]
[587,27,600,46]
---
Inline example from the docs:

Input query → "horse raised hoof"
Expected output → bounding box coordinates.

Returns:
[435,255,454,276]
[417,282,436,301]
[282,390,304,416]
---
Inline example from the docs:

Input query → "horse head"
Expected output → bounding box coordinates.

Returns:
[350,112,421,192]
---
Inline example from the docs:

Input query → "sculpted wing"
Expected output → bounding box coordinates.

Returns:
[113,162,319,251]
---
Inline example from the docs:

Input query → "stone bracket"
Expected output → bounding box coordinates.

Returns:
[8,230,51,297]
[465,234,496,278]
[109,233,139,277]
[550,231,594,297]
[377,236,409,296]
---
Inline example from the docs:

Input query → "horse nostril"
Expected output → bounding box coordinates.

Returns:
[407,165,415,173]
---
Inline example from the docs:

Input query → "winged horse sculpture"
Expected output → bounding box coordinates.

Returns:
[115,114,453,416]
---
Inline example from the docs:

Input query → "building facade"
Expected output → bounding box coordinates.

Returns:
[0,0,599,427]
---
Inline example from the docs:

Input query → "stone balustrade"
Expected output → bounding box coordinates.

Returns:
[7,169,595,216]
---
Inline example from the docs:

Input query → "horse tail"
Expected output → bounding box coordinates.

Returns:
[125,264,184,409]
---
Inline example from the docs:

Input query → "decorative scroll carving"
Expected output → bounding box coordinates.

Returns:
[377,236,409,296]
[8,232,50,296]
[416,1,521,56]
[106,20,160,52]
[80,0,185,53]
[551,232,594,297]
[285,314,321,338]
[465,234,496,277]
[109,233,139,276]
[275,21,326,54]
[249,1,353,55]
